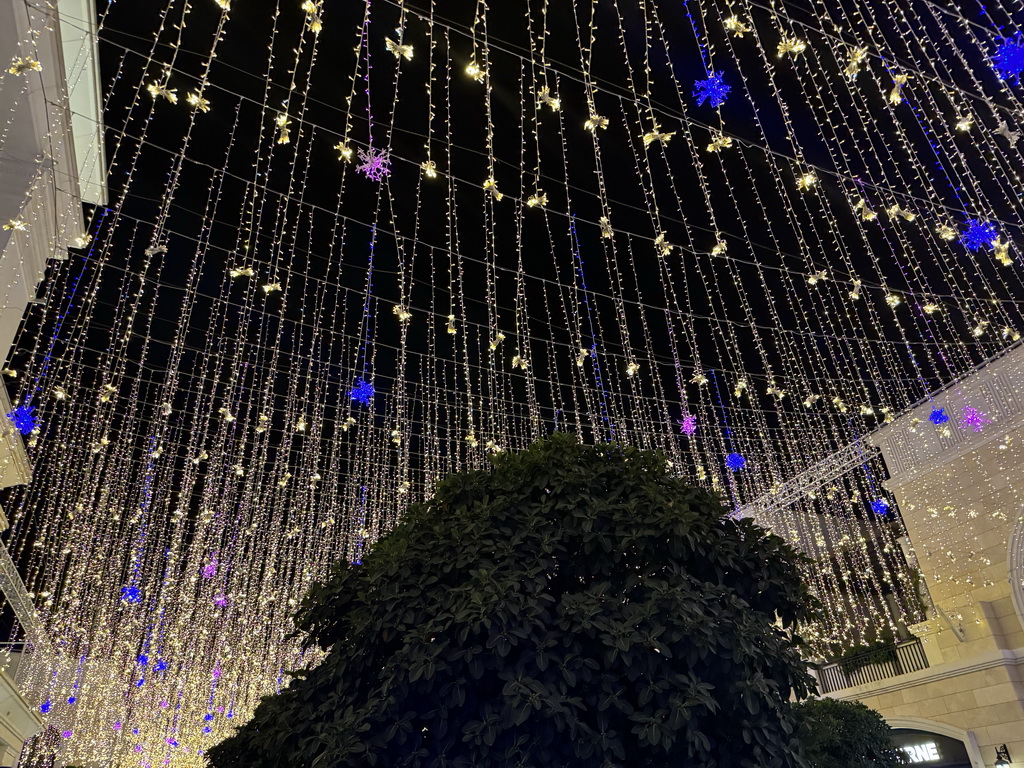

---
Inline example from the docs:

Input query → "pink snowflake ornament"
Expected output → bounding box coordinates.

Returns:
[355,147,392,181]
[959,406,991,432]
[678,413,697,436]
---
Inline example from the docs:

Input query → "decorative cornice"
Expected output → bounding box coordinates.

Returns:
[868,344,1024,489]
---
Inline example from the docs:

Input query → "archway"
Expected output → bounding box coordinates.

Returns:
[886,717,985,768]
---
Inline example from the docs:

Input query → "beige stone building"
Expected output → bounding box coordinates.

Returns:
[0,0,104,763]
[818,343,1024,768]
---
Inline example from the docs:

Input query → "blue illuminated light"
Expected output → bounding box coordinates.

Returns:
[40,700,52,714]
[120,585,142,604]
[348,378,375,406]
[870,499,890,515]
[994,36,1024,82]
[725,452,747,471]
[7,404,38,435]
[693,71,731,108]
[929,407,949,425]
[961,219,998,251]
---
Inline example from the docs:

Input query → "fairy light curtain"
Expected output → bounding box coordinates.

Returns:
[1,0,1022,763]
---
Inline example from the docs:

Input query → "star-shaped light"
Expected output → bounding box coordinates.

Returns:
[870,499,890,515]
[928,407,949,425]
[693,71,730,108]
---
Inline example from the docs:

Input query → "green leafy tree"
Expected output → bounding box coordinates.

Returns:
[792,699,909,768]
[209,434,816,768]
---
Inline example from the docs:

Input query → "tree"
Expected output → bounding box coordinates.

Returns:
[208,434,816,768]
[792,699,908,768]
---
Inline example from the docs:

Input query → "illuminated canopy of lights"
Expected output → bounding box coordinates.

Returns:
[3,0,1024,765]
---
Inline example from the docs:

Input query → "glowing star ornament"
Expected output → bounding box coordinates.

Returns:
[854,198,877,222]
[653,233,673,257]
[995,121,1020,147]
[776,37,808,58]
[421,160,437,179]
[960,406,991,432]
[886,204,916,223]
[584,114,608,131]
[392,305,412,322]
[936,223,957,241]
[889,74,909,105]
[274,114,291,144]
[147,81,178,104]
[994,239,1014,266]
[693,71,730,108]
[993,36,1024,83]
[928,407,949,425]
[355,147,391,181]
[955,115,974,132]
[844,47,869,79]
[537,86,561,111]
[334,142,354,161]
[598,216,614,239]
[706,133,733,152]
[870,499,890,515]
[348,378,374,405]
[723,15,751,36]
[3,219,27,231]
[386,37,413,60]
[796,172,817,191]
[625,362,640,378]
[465,61,485,82]
[7,404,38,435]
[301,0,323,34]
[961,219,998,251]
[725,453,747,471]
[526,192,547,208]
[186,92,211,112]
[483,177,503,201]
[8,57,42,75]
[642,123,675,146]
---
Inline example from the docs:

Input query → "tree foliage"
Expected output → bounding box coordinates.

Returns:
[792,699,909,768]
[208,434,816,768]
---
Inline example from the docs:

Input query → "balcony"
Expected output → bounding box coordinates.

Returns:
[815,637,930,694]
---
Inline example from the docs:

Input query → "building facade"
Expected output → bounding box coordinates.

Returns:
[0,0,105,763]
[823,343,1024,768]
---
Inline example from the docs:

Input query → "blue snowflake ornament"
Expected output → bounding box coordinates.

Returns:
[120,585,142,604]
[994,36,1024,83]
[928,407,949,425]
[40,700,52,714]
[693,71,731,108]
[725,452,747,471]
[348,378,375,406]
[870,498,890,515]
[7,404,38,435]
[961,219,998,251]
